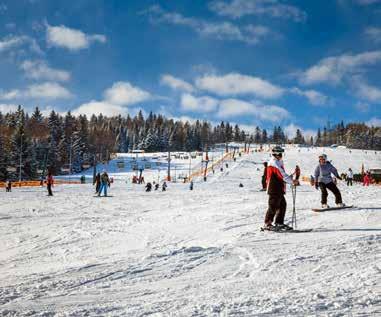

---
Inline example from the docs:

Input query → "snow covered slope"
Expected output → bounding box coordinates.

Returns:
[0,147,380,316]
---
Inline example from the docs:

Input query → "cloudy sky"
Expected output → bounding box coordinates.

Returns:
[1,0,381,135]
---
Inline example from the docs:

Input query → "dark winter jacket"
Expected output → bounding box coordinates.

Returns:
[266,157,293,195]
[314,162,340,184]
[100,172,110,185]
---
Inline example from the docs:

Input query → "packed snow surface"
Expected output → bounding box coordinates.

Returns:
[1,146,380,316]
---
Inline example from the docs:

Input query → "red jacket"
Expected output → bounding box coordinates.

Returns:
[47,175,54,185]
[266,157,292,195]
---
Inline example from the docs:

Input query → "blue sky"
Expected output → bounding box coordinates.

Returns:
[1,0,381,136]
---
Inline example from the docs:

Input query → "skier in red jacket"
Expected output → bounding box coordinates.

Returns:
[263,146,298,231]
[46,171,54,196]
[363,171,372,186]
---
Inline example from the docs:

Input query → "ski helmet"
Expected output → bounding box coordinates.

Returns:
[272,146,284,155]
[318,154,327,160]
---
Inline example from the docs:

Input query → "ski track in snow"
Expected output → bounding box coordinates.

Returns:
[0,146,380,316]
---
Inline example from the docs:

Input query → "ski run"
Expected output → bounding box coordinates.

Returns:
[0,146,380,316]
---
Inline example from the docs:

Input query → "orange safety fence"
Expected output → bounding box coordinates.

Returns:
[0,180,81,188]
[187,151,236,181]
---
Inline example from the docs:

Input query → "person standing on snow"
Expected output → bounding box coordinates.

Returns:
[314,154,344,208]
[263,146,298,231]
[363,171,372,186]
[261,162,268,191]
[94,172,101,194]
[162,181,167,192]
[145,182,152,192]
[347,168,353,186]
[6,180,12,192]
[98,171,110,197]
[46,171,54,196]
[294,165,301,185]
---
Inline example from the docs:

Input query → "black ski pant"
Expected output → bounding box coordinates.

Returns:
[265,194,286,225]
[47,184,53,196]
[347,178,353,186]
[261,176,267,190]
[319,182,342,204]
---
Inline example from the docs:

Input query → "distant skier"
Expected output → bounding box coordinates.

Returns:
[154,183,159,191]
[314,154,344,208]
[294,165,301,185]
[189,180,194,190]
[94,172,101,194]
[46,171,54,196]
[162,181,167,192]
[6,180,11,192]
[98,171,110,197]
[261,162,268,191]
[347,168,353,186]
[363,171,371,186]
[263,146,297,231]
[145,182,152,192]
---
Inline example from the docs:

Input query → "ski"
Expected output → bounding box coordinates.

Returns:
[312,205,354,212]
[260,227,313,233]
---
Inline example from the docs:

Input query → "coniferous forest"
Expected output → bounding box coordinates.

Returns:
[0,106,381,181]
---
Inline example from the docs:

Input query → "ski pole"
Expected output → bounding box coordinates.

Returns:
[291,185,297,229]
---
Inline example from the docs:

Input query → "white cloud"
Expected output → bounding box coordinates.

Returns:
[20,60,70,82]
[366,117,381,127]
[46,24,106,51]
[0,104,18,113]
[72,100,128,117]
[365,27,381,43]
[26,82,73,99]
[196,73,284,99]
[209,0,307,22]
[290,87,328,105]
[352,78,381,103]
[180,93,219,113]
[300,51,381,85]
[161,74,195,92]
[72,81,152,117]
[103,82,151,106]
[0,89,22,100]
[217,98,289,121]
[354,101,370,112]
[144,5,271,45]
[0,82,72,100]
[284,123,316,139]
[0,35,42,54]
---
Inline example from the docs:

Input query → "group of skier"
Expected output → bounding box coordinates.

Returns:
[262,146,347,232]
[145,181,167,192]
